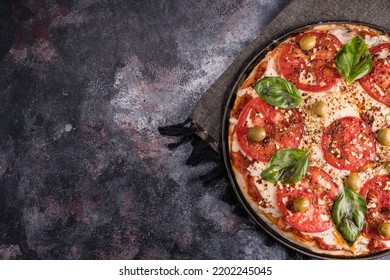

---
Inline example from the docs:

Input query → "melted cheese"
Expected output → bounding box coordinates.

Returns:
[231,134,240,153]
[264,54,279,77]
[328,28,356,44]
[364,34,389,47]
[298,70,316,85]
[237,87,257,97]
[377,48,390,59]
[247,161,281,217]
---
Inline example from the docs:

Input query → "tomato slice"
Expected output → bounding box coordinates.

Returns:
[360,175,390,241]
[235,98,304,162]
[321,117,376,172]
[276,167,339,233]
[279,32,342,92]
[359,43,390,107]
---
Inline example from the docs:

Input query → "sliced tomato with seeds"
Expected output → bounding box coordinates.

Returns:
[279,32,342,92]
[321,116,376,172]
[360,175,390,241]
[276,167,339,233]
[235,97,304,162]
[360,43,390,107]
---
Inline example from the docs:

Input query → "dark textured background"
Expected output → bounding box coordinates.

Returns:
[4,0,384,260]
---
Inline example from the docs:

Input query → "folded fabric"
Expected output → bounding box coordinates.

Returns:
[159,0,390,179]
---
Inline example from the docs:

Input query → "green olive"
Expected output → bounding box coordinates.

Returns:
[377,128,390,146]
[385,162,390,173]
[299,35,317,51]
[248,127,266,142]
[378,222,390,238]
[345,172,363,192]
[312,101,328,117]
[293,196,310,212]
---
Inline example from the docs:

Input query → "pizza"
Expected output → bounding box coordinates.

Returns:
[227,23,390,257]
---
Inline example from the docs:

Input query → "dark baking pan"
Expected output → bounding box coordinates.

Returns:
[221,21,390,260]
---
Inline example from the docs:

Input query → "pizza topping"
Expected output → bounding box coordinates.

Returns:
[253,77,302,109]
[377,48,390,59]
[321,116,376,172]
[261,148,309,184]
[377,128,390,146]
[276,167,339,233]
[293,196,310,212]
[241,61,269,88]
[378,222,390,238]
[385,162,390,173]
[312,100,328,117]
[231,151,252,176]
[345,172,363,192]
[247,126,266,142]
[359,43,390,107]
[299,35,316,51]
[254,61,268,80]
[363,34,390,48]
[329,27,356,44]
[335,36,373,84]
[231,93,253,119]
[360,108,376,126]
[263,47,284,78]
[236,98,304,162]
[279,32,342,92]
[360,175,390,241]
[331,185,367,246]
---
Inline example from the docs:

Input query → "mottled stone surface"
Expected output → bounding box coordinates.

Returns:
[2,0,380,260]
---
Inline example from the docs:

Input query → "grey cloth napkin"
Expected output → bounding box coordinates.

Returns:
[190,0,390,152]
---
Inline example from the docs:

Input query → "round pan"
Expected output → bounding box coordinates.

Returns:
[221,21,390,260]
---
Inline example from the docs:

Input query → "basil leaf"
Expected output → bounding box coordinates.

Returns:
[335,36,373,84]
[331,186,367,246]
[253,77,302,109]
[261,148,309,184]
